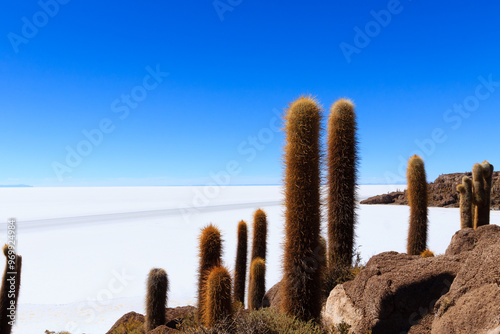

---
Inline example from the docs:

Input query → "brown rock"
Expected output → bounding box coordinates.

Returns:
[262,281,282,309]
[361,171,500,210]
[322,224,500,334]
[147,325,179,333]
[164,306,196,329]
[322,251,462,333]
[432,225,500,333]
[107,306,196,334]
[106,311,145,334]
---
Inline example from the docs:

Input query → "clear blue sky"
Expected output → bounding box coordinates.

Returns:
[1,0,499,186]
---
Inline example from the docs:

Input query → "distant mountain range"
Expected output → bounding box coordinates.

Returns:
[0,184,33,188]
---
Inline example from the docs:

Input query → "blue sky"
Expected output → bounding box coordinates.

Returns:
[1,0,499,186]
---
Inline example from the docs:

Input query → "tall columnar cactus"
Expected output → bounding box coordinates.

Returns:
[406,155,428,255]
[472,163,486,228]
[197,224,222,324]
[251,209,267,262]
[145,268,168,331]
[327,98,358,270]
[281,96,322,321]
[247,258,266,310]
[204,266,233,327]
[0,245,22,334]
[457,176,473,229]
[472,162,494,228]
[233,220,247,307]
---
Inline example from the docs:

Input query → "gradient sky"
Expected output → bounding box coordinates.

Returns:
[1,0,499,186]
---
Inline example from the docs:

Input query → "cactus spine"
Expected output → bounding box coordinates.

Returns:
[281,96,322,321]
[406,155,428,255]
[0,245,22,334]
[204,266,233,327]
[327,98,358,270]
[251,209,267,262]
[457,176,473,229]
[247,258,266,310]
[197,224,222,324]
[145,268,168,331]
[233,220,247,307]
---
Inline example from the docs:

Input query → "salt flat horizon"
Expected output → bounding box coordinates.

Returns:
[0,185,497,333]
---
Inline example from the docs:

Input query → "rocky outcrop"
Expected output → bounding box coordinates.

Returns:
[361,171,500,210]
[322,225,500,334]
[107,306,195,334]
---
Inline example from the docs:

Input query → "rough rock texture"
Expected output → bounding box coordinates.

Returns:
[107,306,196,334]
[147,325,179,333]
[322,252,462,333]
[322,225,500,334]
[432,225,500,334]
[262,281,282,309]
[106,311,145,334]
[361,171,500,210]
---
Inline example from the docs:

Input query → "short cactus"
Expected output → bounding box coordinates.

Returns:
[281,96,322,321]
[406,155,428,255]
[0,245,22,334]
[233,220,247,307]
[420,249,435,258]
[145,268,168,331]
[197,224,222,324]
[204,266,233,327]
[247,258,266,310]
[327,98,358,270]
[251,209,267,262]
[456,176,473,229]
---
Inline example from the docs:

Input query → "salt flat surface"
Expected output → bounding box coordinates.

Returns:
[0,185,497,333]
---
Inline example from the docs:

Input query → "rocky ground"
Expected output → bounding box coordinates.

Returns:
[361,171,500,210]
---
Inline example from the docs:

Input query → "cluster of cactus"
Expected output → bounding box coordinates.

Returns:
[196,224,232,326]
[279,96,360,321]
[457,161,494,229]
[406,155,428,255]
[0,245,22,334]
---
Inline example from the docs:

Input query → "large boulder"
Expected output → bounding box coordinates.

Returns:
[322,224,500,334]
[432,225,500,334]
[322,251,462,333]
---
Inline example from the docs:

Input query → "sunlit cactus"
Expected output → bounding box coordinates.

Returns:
[281,96,322,321]
[457,176,473,229]
[204,266,233,327]
[406,155,428,255]
[327,98,358,269]
[197,224,222,324]
[247,257,266,310]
